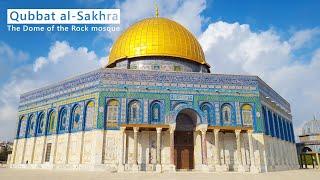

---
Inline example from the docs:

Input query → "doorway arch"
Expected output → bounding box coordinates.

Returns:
[174,108,198,170]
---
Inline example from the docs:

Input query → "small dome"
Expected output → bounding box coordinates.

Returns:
[302,119,320,135]
[107,17,208,67]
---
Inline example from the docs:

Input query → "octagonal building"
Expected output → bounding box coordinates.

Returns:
[9,17,299,172]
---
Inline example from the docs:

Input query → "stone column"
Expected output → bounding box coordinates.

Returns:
[214,128,228,171]
[316,153,320,169]
[156,127,162,172]
[169,124,176,171]
[235,129,245,172]
[214,129,221,166]
[200,128,208,165]
[248,130,260,173]
[312,155,315,169]
[118,127,126,172]
[132,127,139,171]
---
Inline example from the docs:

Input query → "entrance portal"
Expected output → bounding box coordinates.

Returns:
[174,109,197,170]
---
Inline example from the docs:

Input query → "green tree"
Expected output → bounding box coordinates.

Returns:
[0,146,12,162]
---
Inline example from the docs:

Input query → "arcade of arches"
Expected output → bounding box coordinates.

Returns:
[119,108,260,172]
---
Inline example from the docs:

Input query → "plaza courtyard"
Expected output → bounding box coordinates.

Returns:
[0,168,319,180]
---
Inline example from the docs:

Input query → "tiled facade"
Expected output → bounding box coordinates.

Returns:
[9,68,299,172]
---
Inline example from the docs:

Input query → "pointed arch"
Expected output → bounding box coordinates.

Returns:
[26,114,36,137]
[36,112,45,135]
[241,104,253,126]
[221,103,232,125]
[71,104,82,131]
[106,99,120,129]
[46,110,56,135]
[84,100,96,129]
[127,100,142,123]
[150,101,162,123]
[200,102,213,124]
[58,107,68,132]
[17,115,27,138]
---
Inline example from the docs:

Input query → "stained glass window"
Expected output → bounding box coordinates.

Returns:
[59,108,68,131]
[201,104,211,124]
[222,104,232,123]
[106,100,119,128]
[153,65,160,70]
[242,104,253,125]
[37,113,45,135]
[18,116,27,138]
[72,105,81,130]
[47,110,56,134]
[174,65,181,72]
[150,102,160,123]
[85,101,95,129]
[27,114,36,136]
[131,64,137,69]
[129,100,140,123]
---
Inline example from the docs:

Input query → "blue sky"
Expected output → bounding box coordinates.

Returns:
[1,0,319,69]
[0,0,320,140]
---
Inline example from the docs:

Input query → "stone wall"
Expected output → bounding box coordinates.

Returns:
[10,129,299,172]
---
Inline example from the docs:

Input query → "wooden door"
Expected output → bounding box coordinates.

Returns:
[174,131,194,169]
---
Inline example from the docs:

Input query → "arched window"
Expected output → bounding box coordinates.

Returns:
[47,110,56,134]
[200,103,212,124]
[262,106,269,135]
[36,112,45,135]
[106,100,119,129]
[58,108,68,132]
[150,102,161,123]
[241,104,253,126]
[27,114,36,137]
[18,116,27,138]
[71,105,81,131]
[222,104,232,124]
[85,101,95,129]
[128,100,141,123]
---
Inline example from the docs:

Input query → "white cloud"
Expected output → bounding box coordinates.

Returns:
[0,41,102,140]
[289,28,320,50]
[0,42,29,81]
[171,0,206,36]
[33,57,47,72]
[105,0,206,41]
[98,56,109,67]
[199,21,320,136]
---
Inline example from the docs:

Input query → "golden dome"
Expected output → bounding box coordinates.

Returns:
[107,17,207,67]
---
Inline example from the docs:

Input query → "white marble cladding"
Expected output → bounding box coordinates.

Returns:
[9,130,299,172]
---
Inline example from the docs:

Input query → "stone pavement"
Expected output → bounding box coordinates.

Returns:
[0,168,319,180]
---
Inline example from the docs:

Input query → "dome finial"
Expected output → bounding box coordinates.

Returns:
[154,1,159,17]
